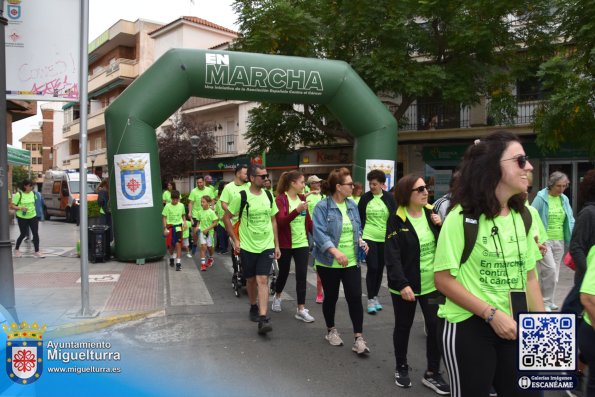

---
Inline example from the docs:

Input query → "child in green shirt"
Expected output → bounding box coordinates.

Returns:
[162,190,187,271]
[198,196,218,271]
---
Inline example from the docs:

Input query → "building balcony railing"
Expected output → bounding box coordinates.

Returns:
[62,107,106,138]
[396,98,542,132]
[213,134,237,155]
[182,97,225,110]
[88,58,138,93]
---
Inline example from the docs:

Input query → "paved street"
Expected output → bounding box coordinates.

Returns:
[6,220,578,396]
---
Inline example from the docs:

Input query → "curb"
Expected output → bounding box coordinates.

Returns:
[46,310,164,339]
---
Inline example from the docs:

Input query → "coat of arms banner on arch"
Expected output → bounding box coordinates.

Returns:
[114,153,154,210]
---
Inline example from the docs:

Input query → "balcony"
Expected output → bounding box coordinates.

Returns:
[63,107,106,138]
[213,134,238,155]
[181,97,225,111]
[88,58,138,94]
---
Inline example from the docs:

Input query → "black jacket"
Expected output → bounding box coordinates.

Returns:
[569,202,595,286]
[385,205,440,294]
[358,189,396,232]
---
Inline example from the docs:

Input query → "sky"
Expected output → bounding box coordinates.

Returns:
[11,0,239,144]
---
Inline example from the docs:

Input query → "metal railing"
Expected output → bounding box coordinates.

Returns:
[213,134,237,154]
[396,102,470,131]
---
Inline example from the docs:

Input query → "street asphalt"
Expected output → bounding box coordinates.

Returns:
[3,219,579,396]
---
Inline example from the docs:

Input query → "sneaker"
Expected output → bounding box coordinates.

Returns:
[295,308,315,323]
[257,317,272,335]
[200,263,207,271]
[271,296,282,312]
[489,386,498,396]
[549,303,560,311]
[325,328,344,346]
[207,258,214,268]
[175,263,181,271]
[367,299,377,314]
[186,253,192,258]
[422,371,450,395]
[14,250,22,258]
[249,305,259,322]
[374,297,383,311]
[34,252,45,258]
[316,293,324,304]
[544,306,552,312]
[169,258,174,267]
[395,365,412,388]
[352,336,370,355]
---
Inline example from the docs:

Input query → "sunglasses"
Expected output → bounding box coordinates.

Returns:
[501,154,529,169]
[255,174,269,179]
[411,185,428,193]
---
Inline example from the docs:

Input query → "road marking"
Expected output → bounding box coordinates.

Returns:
[77,274,120,283]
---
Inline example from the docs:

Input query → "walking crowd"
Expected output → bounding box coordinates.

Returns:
[159,130,594,396]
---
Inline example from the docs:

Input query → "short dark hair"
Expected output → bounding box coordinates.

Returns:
[21,179,33,189]
[171,190,180,200]
[201,195,212,203]
[196,175,204,182]
[367,169,386,184]
[234,164,248,175]
[578,169,595,208]
[248,164,265,179]
[395,174,423,207]
[450,130,525,218]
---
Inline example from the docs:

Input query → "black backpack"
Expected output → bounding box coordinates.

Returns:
[237,189,274,220]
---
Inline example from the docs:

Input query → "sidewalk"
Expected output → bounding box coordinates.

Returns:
[7,220,164,337]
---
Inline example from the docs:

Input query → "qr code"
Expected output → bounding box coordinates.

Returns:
[519,313,576,371]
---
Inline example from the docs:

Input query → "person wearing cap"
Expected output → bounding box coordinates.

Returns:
[306,175,325,303]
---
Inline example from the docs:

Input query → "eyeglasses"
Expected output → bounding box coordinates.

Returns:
[411,185,427,193]
[340,182,354,187]
[501,154,529,169]
[255,174,269,179]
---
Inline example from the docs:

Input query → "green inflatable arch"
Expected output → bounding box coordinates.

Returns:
[105,49,397,261]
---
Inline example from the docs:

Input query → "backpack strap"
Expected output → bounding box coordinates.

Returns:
[238,190,248,220]
[460,213,479,265]
[15,192,22,206]
[264,189,273,208]
[519,206,532,235]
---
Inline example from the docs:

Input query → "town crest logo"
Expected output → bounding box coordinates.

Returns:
[117,159,148,200]
[4,321,46,385]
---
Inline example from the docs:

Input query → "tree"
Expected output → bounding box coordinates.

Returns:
[157,112,216,184]
[231,0,555,154]
[533,0,595,156]
[11,166,29,191]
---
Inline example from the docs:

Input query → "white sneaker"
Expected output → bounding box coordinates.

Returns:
[295,308,314,323]
[325,328,343,346]
[186,253,192,258]
[271,296,282,312]
[352,336,370,355]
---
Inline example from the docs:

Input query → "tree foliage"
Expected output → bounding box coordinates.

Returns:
[231,0,554,154]
[157,112,216,184]
[11,166,29,191]
[533,0,595,157]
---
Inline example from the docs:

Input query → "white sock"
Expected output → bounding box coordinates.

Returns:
[176,259,181,264]
[172,253,177,259]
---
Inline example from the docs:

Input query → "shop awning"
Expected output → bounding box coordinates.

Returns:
[7,144,31,166]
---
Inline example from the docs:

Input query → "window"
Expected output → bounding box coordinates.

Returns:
[38,157,43,164]
[38,144,43,151]
[52,181,61,194]
[31,158,36,164]
[95,137,102,150]
[26,144,31,150]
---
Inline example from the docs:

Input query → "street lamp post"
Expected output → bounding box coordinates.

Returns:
[89,155,96,176]
[190,135,199,188]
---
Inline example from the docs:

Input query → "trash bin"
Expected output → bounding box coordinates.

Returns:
[88,225,110,263]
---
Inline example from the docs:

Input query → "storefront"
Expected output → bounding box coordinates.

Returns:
[299,147,353,179]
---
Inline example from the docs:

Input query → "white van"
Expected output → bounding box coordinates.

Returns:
[42,170,101,222]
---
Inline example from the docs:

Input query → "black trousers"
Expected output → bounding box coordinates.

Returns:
[440,315,541,397]
[316,264,363,333]
[275,247,309,305]
[578,320,595,396]
[16,216,39,252]
[391,290,442,372]
[364,239,385,299]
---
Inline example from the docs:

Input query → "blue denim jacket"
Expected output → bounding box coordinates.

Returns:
[531,188,575,244]
[312,197,362,266]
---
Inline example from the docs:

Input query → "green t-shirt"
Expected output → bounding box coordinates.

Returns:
[547,195,565,241]
[288,195,308,248]
[362,194,389,242]
[228,190,279,253]
[182,220,192,238]
[580,246,595,326]
[306,192,323,216]
[315,201,357,269]
[162,190,172,204]
[220,182,250,222]
[198,208,218,237]
[408,209,437,295]
[188,187,213,219]
[12,191,36,219]
[162,203,185,231]
[215,199,226,227]
[527,203,548,245]
[205,185,217,199]
[351,196,361,204]
[433,205,539,323]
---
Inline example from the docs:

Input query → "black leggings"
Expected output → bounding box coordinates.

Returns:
[364,240,385,298]
[392,290,442,372]
[275,247,309,305]
[440,315,541,397]
[578,320,595,396]
[16,216,39,252]
[316,265,363,333]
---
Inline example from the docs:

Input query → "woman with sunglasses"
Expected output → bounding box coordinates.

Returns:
[434,131,544,396]
[385,174,449,394]
[531,171,575,311]
[312,167,370,355]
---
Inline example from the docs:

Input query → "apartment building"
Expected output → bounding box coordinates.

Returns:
[18,130,43,186]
